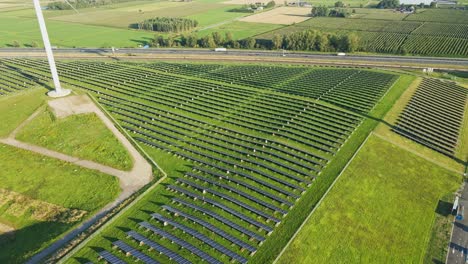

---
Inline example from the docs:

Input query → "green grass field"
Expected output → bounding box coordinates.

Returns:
[0,11,154,48]
[277,134,462,263]
[0,0,252,47]
[16,109,133,171]
[0,142,120,263]
[0,88,46,137]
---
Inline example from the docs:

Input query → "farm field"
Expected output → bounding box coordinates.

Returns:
[0,143,121,263]
[48,1,245,29]
[239,7,311,25]
[277,134,462,263]
[257,9,468,57]
[0,58,415,264]
[0,14,154,48]
[16,109,134,171]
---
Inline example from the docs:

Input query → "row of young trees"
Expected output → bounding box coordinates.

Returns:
[134,17,198,32]
[151,29,360,52]
[152,32,257,49]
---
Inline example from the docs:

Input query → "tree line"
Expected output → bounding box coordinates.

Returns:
[47,0,132,10]
[133,17,198,32]
[272,29,359,52]
[311,6,353,17]
[151,29,360,52]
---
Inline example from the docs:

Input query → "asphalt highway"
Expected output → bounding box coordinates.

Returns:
[1,48,468,68]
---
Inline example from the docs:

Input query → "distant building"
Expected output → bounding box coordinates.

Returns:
[399,0,456,5]
[399,0,432,5]
[436,0,457,5]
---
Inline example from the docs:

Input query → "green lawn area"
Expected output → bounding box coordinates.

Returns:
[16,109,133,171]
[0,143,121,263]
[278,134,461,263]
[0,88,46,137]
[0,13,154,48]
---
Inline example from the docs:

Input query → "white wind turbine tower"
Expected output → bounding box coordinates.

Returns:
[32,0,71,97]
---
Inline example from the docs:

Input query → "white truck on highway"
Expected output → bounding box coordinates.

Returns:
[337,52,346,56]
[214,48,227,52]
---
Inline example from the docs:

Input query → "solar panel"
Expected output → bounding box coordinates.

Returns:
[168,185,273,233]
[175,152,298,199]
[151,213,248,263]
[180,146,303,192]
[177,178,281,223]
[185,172,287,215]
[112,240,159,264]
[126,230,191,264]
[98,250,127,264]
[162,205,257,253]
[173,198,265,242]
[138,222,222,264]
[193,166,293,207]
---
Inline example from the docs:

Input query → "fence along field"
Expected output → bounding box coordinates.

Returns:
[257,9,468,57]
[0,59,400,263]
[393,78,468,157]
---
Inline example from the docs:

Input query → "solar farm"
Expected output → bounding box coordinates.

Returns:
[0,58,467,263]
[393,78,468,157]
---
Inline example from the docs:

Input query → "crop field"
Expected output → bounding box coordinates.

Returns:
[0,58,407,264]
[257,9,468,57]
[277,134,462,263]
[351,8,409,20]
[393,78,468,157]
[239,7,311,25]
[48,1,245,29]
[405,9,468,24]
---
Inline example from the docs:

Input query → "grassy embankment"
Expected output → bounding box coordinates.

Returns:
[277,134,462,263]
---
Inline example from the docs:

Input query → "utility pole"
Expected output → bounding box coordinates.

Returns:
[32,0,71,97]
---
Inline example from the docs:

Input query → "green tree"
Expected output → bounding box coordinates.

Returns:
[12,41,20,48]
[31,41,39,48]
[186,34,198,48]
[315,33,330,51]
[199,35,216,48]
[245,37,256,49]
[346,33,359,52]
[376,0,399,8]
[272,34,283,49]
[212,32,224,46]
[165,35,174,47]
[265,0,275,8]
[335,1,345,7]
[311,6,330,17]
[225,32,234,47]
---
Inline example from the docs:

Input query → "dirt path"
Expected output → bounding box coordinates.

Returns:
[0,95,153,263]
